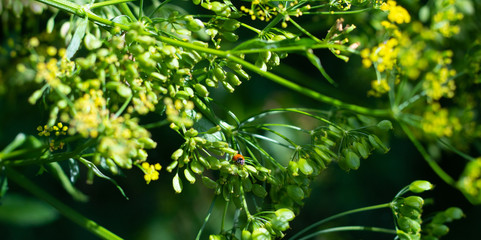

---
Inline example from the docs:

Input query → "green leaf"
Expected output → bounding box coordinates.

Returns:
[377,120,393,131]
[305,49,336,86]
[232,38,317,51]
[66,17,88,59]
[48,162,88,202]
[1,133,26,154]
[78,157,128,199]
[0,168,7,199]
[0,194,59,226]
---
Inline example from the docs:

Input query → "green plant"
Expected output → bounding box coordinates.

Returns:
[0,0,480,239]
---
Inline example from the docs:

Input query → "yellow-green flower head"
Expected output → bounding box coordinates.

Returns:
[142,162,162,184]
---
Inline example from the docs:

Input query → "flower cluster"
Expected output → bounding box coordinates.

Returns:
[142,162,162,184]
[380,0,411,24]
[421,103,461,137]
[457,158,481,204]
[37,122,69,151]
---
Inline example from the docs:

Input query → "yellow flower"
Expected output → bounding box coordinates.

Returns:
[381,0,411,24]
[142,162,162,184]
[368,79,390,97]
[422,103,461,137]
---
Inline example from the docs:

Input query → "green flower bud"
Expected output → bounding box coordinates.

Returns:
[190,159,204,174]
[84,33,102,50]
[150,72,167,82]
[222,19,240,31]
[221,80,235,93]
[368,134,389,153]
[252,228,270,240]
[259,51,272,62]
[166,160,178,172]
[288,161,299,176]
[287,185,304,202]
[222,32,239,42]
[185,128,198,137]
[409,180,433,193]
[343,148,360,170]
[207,156,221,170]
[202,176,218,189]
[173,173,183,193]
[444,207,464,221]
[206,125,221,134]
[397,216,421,233]
[241,230,252,240]
[271,216,290,231]
[404,196,424,210]
[252,184,267,198]
[275,208,295,221]
[354,141,370,159]
[175,90,191,100]
[192,0,201,5]
[243,177,252,192]
[209,234,226,240]
[377,120,393,130]
[186,17,204,32]
[194,83,210,97]
[226,72,242,86]
[399,205,421,219]
[171,149,184,161]
[298,158,313,175]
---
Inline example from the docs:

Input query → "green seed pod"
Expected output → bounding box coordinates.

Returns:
[213,67,226,81]
[165,58,179,69]
[397,216,421,233]
[444,207,464,221]
[368,134,389,153]
[328,125,343,138]
[29,89,44,104]
[241,230,252,240]
[377,119,393,131]
[197,156,211,169]
[222,19,240,31]
[226,72,242,86]
[206,125,221,134]
[166,160,178,172]
[275,208,295,221]
[137,149,148,161]
[117,84,132,98]
[251,228,270,240]
[186,17,204,32]
[395,230,413,240]
[194,83,210,97]
[173,173,183,193]
[242,177,252,192]
[255,58,267,71]
[192,0,201,5]
[271,216,290,231]
[430,223,449,237]
[298,158,313,175]
[190,159,204,174]
[404,196,424,210]
[171,149,184,161]
[175,90,191,100]
[202,176,218,189]
[252,184,267,198]
[313,146,332,163]
[185,128,198,137]
[288,161,299,176]
[287,185,304,202]
[268,52,281,66]
[221,80,235,93]
[343,148,360,170]
[399,205,421,219]
[205,78,218,88]
[184,168,196,184]
[222,32,239,42]
[207,156,221,170]
[409,180,433,193]
[354,141,370,159]
[259,51,272,62]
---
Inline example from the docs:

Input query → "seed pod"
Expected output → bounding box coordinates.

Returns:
[173,173,183,193]
[202,176,218,189]
[221,80,235,93]
[271,216,290,231]
[242,177,252,192]
[298,158,313,175]
[194,83,210,97]
[287,185,304,202]
[186,17,204,32]
[190,159,204,174]
[213,67,226,81]
[404,196,424,210]
[184,168,196,184]
[207,156,221,170]
[255,58,267,71]
[343,148,360,170]
[259,51,272,62]
[222,32,239,42]
[166,160,178,172]
[226,72,242,86]
[252,228,270,240]
[368,134,389,153]
[288,161,299,176]
[354,141,369,159]
[430,223,449,236]
[252,184,267,198]
[171,149,184,161]
[399,205,421,219]
[241,230,252,240]
[222,19,240,31]
[409,180,433,193]
[444,207,464,221]
[397,216,421,233]
[377,119,393,131]
[205,78,218,88]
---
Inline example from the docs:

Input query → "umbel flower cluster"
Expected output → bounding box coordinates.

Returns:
[0,0,480,239]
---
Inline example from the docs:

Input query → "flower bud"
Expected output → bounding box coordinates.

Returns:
[409,180,433,193]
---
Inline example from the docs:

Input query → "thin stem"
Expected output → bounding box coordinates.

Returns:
[288,18,322,43]
[90,0,134,9]
[297,226,396,240]
[289,203,391,240]
[142,119,170,129]
[195,195,217,240]
[399,123,456,186]
[6,168,123,240]
[302,8,371,15]
[114,94,133,118]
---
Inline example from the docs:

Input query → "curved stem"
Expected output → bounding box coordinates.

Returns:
[289,203,391,240]
[195,195,217,240]
[399,123,456,187]
[6,168,123,240]
[297,226,396,240]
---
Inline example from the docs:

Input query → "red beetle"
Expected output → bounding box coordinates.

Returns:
[232,154,245,165]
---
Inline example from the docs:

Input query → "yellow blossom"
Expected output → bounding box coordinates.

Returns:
[422,103,461,137]
[142,162,162,184]
[381,0,411,24]
[368,79,390,97]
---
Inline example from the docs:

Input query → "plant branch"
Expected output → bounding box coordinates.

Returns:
[297,226,396,240]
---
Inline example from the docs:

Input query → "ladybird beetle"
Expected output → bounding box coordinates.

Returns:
[232,154,245,165]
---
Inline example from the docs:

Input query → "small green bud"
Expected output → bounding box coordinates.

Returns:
[166,160,178,172]
[409,180,434,193]
[171,149,184,161]
[354,141,369,159]
[202,176,218,189]
[222,32,239,42]
[298,158,313,175]
[151,72,167,82]
[259,51,272,62]
[444,207,464,221]
[221,80,235,93]
[241,230,252,240]
[173,173,183,193]
[242,177,252,192]
[206,125,221,134]
[252,184,267,198]
[190,159,204,174]
[186,17,204,32]
[226,72,242,86]
[184,168,196,184]
[271,216,290,231]
[343,149,360,170]
[404,196,424,210]
[397,216,421,233]
[368,134,389,153]
[222,19,240,31]
[185,128,198,137]
[275,208,295,221]
[287,185,304,202]
[251,228,270,240]
[194,83,210,97]
[431,223,449,236]
[288,161,299,176]
[377,120,393,130]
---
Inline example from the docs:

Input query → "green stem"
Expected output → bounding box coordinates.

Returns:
[297,226,396,240]
[399,123,456,187]
[288,18,322,43]
[195,195,217,240]
[6,168,123,240]
[289,203,391,240]
[117,3,137,21]
[35,0,80,15]
[90,0,134,9]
